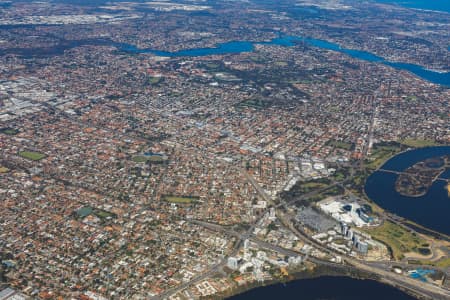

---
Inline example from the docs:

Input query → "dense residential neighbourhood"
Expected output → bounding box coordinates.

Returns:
[0,0,449,299]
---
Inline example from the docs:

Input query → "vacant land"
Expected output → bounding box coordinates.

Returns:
[164,196,198,204]
[19,151,46,161]
[364,220,428,260]
[435,257,450,268]
[0,166,9,173]
[411,257,450,269]
[401,139,439,148]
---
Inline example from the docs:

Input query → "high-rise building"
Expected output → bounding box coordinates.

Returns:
[341,222,349,236]
[227,257,239,270]
[357,241,369,254]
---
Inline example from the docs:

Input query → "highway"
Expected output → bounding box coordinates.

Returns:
[152,179,272,300]
[153,169,450,300]
[279,209,450,299]
[18,69,449,300]
[245,172,450,300]
[184,211,450,300]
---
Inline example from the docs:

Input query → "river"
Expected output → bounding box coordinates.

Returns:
[116,36,450,87]
[365,146,450,236]
[1,35,449,87]
[227,276,417,300]
[374,0,450,13]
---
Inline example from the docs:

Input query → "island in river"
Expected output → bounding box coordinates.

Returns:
[365,146,450,236]
[395,155,450,197]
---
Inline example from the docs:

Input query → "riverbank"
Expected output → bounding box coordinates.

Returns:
[374,0,450,14]
[1,35,449,86]
[212,263,429,300]
[365,146,450,236]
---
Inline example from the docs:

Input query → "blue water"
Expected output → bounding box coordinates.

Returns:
[116,36,450,86]
[441,168,450,180]
[374,0,450,13]
[409,268,435,282]
[379,146,450,171]
[2,33,448,86]
[365,146,450,235]
[118,41,254,57]
[228,276,417,300]
[117,36,302,56]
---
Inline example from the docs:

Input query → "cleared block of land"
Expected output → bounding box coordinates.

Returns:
[363,220,428,260]
[19,151,46,161]
[0,166,9,173]
[410,257,450,269]
[435,257,450,268]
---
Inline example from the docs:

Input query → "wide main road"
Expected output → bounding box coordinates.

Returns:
[245,172,450,300]
[276,207,450,300]
[152,173,274,300]
[156,171,450,300]
[191,207,450,300]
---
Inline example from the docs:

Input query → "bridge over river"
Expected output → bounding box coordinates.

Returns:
[378,168,449,183]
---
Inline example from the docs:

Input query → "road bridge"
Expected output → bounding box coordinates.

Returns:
[378,168,449,182]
